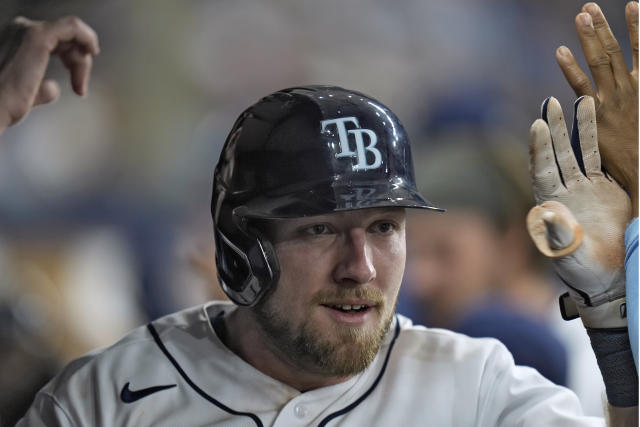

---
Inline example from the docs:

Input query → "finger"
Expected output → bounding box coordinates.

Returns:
[58,45,92,96]
[2,16,97,103]
[545,97,584,186]
[544,211,576,250]
[44,16,99,56]
[3,24,51,97]
[0,18,29,73]
[556,46,597,98]
[569,97,586,175]
[627,2,639,75]
[526,201,584,258]
[529,115,565,202]
[575,12,616,95]
[33,79,60,106]
[583,3,631,88]
[574,96,604,178]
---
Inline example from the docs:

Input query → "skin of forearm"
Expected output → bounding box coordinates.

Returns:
[606,404,638,427]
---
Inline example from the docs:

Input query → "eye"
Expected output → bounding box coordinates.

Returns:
[371,221,396,234]
[304,224,331,235]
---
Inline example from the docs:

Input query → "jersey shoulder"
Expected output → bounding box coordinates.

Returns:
[26,302,234,425]
[391,314,601,426]
[395,313,511,365]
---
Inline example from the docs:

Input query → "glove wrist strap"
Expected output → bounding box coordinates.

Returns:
[586,327,638,407]
[559,293,627,328]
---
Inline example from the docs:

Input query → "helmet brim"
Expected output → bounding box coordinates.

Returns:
[235,181,444,219]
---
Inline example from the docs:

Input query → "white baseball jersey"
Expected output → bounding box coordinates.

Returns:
[19,301,604,426]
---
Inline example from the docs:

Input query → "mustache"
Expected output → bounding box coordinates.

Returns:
[310,287,386,306]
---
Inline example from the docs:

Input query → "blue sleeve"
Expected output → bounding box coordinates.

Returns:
[625,217,638,371]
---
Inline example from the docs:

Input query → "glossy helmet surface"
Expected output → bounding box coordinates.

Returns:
[212,85,442,305]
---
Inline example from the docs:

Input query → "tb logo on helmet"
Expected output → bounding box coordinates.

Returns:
[321,117,382,171]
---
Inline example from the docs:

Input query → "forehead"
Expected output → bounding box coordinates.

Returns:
[267,207,405,230]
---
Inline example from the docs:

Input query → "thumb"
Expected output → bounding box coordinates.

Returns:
[526,201,584,257]
[543,210,576,250]
[33,79,60,106]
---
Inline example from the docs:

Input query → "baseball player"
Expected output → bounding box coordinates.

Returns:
[2,3,637,426]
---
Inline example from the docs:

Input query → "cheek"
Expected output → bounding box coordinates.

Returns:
[273,241,331,297]
[374,235,406,290]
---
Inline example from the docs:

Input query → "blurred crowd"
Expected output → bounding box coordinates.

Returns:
[0,0,630,424]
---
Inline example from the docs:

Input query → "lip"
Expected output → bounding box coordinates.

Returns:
[320,302,378,326]
[321,299,377,307]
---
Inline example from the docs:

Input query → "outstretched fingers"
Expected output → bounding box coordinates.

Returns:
[556,46,596,97]
[545,97,584,187]
[556,46,596,98]
[529,116,564,202]
[574,96,604,178]
[582,3,631,90]
[575,11,616,95]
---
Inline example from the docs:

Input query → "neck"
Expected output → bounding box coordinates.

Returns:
[222,308,353,392]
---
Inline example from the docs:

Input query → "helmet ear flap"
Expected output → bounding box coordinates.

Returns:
[214,212,279,306]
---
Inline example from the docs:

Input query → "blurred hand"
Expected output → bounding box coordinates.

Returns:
[556,2,638,216]
[527,96,631,329]
[0,16,99,134]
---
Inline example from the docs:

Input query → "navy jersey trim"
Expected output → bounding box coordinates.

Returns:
[147,323,264,427]
[318,315,402,427]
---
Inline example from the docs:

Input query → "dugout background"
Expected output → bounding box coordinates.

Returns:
[0,0,631,424]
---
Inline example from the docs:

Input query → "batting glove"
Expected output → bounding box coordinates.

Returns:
[527,96,632,329]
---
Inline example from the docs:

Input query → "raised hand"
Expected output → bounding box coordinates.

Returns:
[0,16,99,134]
[527,96,631,328]
[555,2,638,215]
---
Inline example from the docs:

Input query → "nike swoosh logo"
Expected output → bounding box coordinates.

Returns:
[120,382,177,403]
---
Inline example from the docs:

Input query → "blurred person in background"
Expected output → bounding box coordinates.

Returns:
[0,242,59,426]
[401,140,570,386]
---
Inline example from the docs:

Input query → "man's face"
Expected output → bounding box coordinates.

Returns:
[252,207,406,377]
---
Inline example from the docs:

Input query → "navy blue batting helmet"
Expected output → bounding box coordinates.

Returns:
[212,85,441,305]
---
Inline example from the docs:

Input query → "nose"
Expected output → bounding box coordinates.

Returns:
[333,228,376,285]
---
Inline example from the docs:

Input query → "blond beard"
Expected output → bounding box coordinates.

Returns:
[253,287,396,378]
